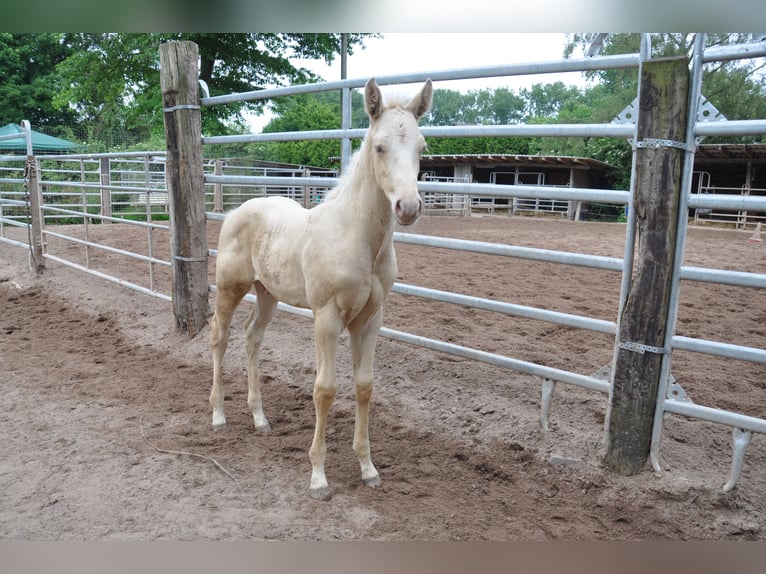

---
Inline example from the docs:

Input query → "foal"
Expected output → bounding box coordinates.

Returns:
[209,78,433,500]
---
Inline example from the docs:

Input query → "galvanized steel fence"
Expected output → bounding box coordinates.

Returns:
[200,34,766,491]
[2,34,765,492]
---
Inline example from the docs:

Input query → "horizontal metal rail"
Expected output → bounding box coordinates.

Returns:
[35,151,166,161]
[0,198,28,208]
[394,232,625,271]
[694,119,766,138]
[204,174,631,206]
[43,253,171,302]
[0,236,31,249]
[0,217,29,229]
[42,229,171,267]
[201,53,642,107]
[0,132,28,143]
[671,335,766,364]
[702,40,766,62]
[39,180,168,194]
[203,123,635,146]
[687,192,766,212]
[680,266,766,289]
[379,324,612,394]
[392,282,617,334]
[41,205,169,229]
[664,399,766,435]
[419,181,631,204]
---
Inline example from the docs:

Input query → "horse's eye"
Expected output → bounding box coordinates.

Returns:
[374,145,385,154]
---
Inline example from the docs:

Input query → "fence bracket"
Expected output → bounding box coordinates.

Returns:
[618,340,669,355]
[634,138,696,153]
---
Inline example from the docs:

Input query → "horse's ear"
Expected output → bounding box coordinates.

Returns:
[365,78,384,119]
[406,79,433,120]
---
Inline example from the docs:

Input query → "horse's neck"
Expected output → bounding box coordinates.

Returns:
[332,149,395,252]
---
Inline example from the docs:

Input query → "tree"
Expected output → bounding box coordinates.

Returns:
[53,33,372,144]
[565,33,766,139]
[0,34,78,128]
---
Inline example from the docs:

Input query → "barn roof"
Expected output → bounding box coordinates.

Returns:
[694,143,766,164]
[419,153,616,171]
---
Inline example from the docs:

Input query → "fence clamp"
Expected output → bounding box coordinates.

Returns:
[172,254,208,263]
[633,138,696,153]
[618,340,669,355]
[163,104,201,113]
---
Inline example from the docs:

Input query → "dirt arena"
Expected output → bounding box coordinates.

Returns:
[1,215,764,540]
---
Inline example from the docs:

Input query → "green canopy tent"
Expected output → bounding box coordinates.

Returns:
[0,123,84,154]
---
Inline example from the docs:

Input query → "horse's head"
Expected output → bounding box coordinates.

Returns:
[365,77,433,226]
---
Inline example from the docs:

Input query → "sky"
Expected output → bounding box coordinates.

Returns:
[248,33,591,131]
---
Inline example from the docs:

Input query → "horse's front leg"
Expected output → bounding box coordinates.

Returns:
[308,306,343,501]
[349,309,383,489]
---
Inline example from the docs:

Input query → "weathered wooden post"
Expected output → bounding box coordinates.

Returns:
[213,159,224,213]
[26,156,45,274]
[159,41,209,338]
[99,157,112,222]
[605,56,690,474]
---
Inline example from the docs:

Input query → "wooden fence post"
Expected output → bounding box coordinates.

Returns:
[213,159,223,213]
[605,57,690,475]
[159,41,209,338]
[99,157,112,222]
[26,155,45,275]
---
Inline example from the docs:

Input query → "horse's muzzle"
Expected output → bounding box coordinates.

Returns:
[394,197,422,226]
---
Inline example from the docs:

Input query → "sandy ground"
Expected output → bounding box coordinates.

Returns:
[0,214,764,540]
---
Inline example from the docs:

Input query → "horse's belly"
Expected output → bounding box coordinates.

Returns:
[254,253,309,309]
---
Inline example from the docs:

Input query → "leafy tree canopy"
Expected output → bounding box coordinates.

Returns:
[0,33,78,128]
[51,33,372,142]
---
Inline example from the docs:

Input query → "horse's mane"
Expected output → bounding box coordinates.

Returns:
[324,149,363,203]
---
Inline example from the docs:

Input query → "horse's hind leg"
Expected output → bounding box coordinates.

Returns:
[245,282,277,433]
[349,310,383,489]
[209,283,249,430]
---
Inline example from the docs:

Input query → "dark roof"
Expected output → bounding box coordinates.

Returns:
[419,153,616,171]
[694,143,766,164]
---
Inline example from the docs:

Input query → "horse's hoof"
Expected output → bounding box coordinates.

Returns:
[309,486,332,501]
[212,421,227,431]
[254,422,271,434]
[363,475,382,489]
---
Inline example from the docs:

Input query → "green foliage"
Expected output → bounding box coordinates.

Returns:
[0,34,78,127]
[50,33,371,147]
[251,89,368,166]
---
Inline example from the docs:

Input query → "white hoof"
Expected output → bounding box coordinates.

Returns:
[363,474,382,489]
[253,413,271,434]
[212,410,227,430]
[309,486,332,501]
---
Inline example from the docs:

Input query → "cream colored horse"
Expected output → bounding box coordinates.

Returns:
[209,78,433,500]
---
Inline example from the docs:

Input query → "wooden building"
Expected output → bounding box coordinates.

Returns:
[418,145,766,227]
[691,143,766,229]
[418,153,617,218]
